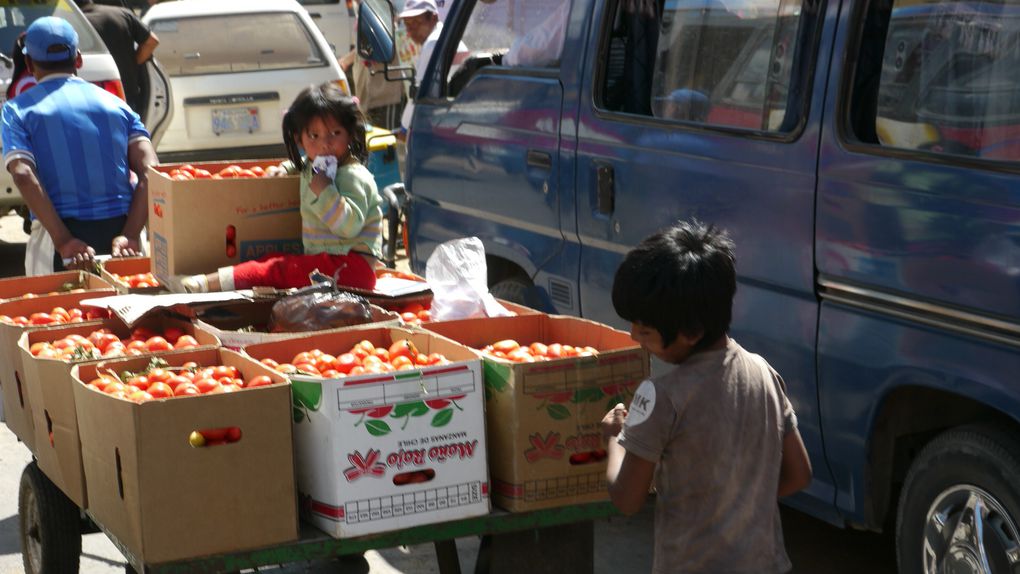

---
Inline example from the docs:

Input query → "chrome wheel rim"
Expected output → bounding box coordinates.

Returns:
[923,485,1020,574]
[22,485,42,572]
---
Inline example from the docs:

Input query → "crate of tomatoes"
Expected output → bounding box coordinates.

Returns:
[98,256,164,294]
[72,348,297,565]
[17,315,218,507]
[242,327,490,538]
[423,314,650,512]
[0,289,114,450]
[147,160,302,287]
[0,269,112,303]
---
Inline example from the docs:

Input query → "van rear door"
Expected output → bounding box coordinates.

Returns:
[573,0,841,522]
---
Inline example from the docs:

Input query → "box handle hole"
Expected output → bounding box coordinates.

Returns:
[393,468,436,486]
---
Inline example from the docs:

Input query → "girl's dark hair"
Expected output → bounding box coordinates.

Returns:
[282,83,368,170]
[6,33,29,101]
[612,219,737,351]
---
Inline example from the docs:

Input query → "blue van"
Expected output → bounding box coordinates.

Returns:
[360,0,1020,569]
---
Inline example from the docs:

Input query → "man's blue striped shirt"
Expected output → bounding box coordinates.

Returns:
[1,75,150,220]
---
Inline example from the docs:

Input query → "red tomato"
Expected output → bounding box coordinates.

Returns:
[162,327,184,344]
[147,382,174,399]
[145,336,173,352]
[491,339,520,354]
[388,339,418,362]
[174,335,199,349]
[247,375,274,388]
[331,353,359,374]
[174,383,200,397]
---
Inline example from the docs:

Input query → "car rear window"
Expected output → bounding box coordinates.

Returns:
[149,12,327,76]
[0,0,103,58]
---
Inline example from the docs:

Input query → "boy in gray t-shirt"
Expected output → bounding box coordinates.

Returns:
[600,219,813,574]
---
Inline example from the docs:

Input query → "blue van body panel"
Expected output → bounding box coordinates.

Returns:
[402,0,1020,534]
[818,303,1020,523]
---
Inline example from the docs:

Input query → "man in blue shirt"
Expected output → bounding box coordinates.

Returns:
[2,17,158,273]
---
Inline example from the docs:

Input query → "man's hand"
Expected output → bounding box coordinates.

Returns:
[57,238,95,270]
[601,403,628,442]
[112,235,141,257]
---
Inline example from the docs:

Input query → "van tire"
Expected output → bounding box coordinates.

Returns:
[895,425,1020,574]
[490,275,532,307]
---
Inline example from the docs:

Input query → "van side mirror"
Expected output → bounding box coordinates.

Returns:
[357,0,396,64]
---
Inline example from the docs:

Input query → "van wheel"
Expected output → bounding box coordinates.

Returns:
[896,425,1020,574]
[490,275,532,307]
[19,462,82,574]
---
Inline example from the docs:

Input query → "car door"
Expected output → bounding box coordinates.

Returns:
[572,0,841,523]
[406,0,574,310]
[140,58,173,148]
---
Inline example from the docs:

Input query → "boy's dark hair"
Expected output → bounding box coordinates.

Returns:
[612,219,736,350]
[282,82,368,170]
[27,53,77,74]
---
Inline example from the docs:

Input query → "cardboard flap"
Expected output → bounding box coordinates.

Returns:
[0,271,113,302]
[80,291,253,326]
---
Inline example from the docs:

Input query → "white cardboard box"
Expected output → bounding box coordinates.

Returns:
[244,328,490,538]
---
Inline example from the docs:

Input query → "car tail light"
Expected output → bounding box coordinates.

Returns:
[95,79,126,101]
[333,79,351,96]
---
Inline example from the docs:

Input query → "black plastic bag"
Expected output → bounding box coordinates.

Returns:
[267,281,373,333]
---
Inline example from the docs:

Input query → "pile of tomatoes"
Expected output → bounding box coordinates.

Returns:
[109,272,160,289]
[479,339,599,363]
[392,301,432,326]
[259,339,452,379]
[164,163,284,181]
[0,305,108,326]
[29,326,202,361]
[84,361,276,404]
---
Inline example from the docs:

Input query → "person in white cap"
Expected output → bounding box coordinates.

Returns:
[398,0,468,136]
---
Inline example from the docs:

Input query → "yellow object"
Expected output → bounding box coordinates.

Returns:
[188,431,206,447]
[367,126,397,152]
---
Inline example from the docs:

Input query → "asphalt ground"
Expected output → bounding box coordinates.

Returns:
[0,211,898,573]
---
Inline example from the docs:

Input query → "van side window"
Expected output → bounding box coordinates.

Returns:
[448,1,567,96]
[598,0,806,132]
[849,0,1020,162]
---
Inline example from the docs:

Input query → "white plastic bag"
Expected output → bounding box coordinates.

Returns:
[425,237,513,321]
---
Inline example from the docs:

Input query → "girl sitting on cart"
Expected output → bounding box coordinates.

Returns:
[182,83,383,293]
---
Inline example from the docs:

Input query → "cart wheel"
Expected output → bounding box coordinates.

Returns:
[19,461,82,574]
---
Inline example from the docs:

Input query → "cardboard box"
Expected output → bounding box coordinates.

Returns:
[18,316,219,507]
[148,160,302,287]
[99,257,164,295]
[0,290,114,450]
[0,271,112,302]
[194,299,401,350]
[423,315,650,512]
[72,349,298,565]
[243,327,490,538]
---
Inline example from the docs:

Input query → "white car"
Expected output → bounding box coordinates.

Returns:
[297,0,356,60]
[0,0,172,211]
[143,0,351,162]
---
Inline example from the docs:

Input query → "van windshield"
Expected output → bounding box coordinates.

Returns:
[148,12,327,76]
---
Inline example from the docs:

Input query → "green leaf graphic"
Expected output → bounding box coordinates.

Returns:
[431,408,454,427]
[572,388,605,404]
[547,404,570,420]
[291,379,323,411]
[293,406,306,423]
[392,401,430,418]
[483,360,512,394]
[365,420,391,436]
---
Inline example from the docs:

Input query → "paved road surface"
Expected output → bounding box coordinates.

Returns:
[0,212,898,573]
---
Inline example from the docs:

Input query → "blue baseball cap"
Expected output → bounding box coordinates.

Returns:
[23,17,79,63]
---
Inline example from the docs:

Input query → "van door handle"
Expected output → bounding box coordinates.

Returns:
[527,150,552,170]
[308,12,322,19]
[597,165,614,215]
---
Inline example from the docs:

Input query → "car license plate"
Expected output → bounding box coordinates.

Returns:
[211,107,260,135]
